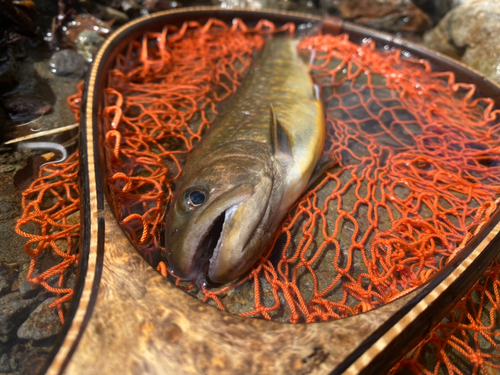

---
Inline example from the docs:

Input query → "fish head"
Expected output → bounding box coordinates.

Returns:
[165,156,274,285]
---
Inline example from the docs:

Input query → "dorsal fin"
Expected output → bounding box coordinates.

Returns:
[270,104,292,156]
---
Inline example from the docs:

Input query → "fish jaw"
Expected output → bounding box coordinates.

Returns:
[208,176,273,284]
[165,184,254,282]
[165,173,274,285]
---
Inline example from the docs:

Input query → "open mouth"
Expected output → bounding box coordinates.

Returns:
[193,210,226,286]
[193,204,241,286]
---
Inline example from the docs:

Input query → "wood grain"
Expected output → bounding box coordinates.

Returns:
[43,8,500,375]
[64,202,419,375]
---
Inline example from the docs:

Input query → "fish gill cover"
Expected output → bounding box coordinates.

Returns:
[14,18,500,374]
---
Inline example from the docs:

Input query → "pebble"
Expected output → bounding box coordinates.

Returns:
[0,354,9,372]
[17,297,63,340]
[76,30,106,63]
[49,49,88,77]
[18,263,41,299]
[423,0,500,84]
[0,292,38,338]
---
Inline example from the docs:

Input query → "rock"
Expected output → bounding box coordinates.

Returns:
[143,0,173,11]
[49,49,88,77]
[0,48,19,94]
[76,30,106,63]
[0,263,17,297]
[321,0,432,32]
[0,275,10,298]
[0,354,10,372]
[15,345,51,375]
[0,292,38,337]
[411,0,458,23]
[423,0,500,84]
[2,94,52,121]
[18,263,41,299]
[93,3,130,24]
[17,297,63,340]
[63,14,112,44]
[66,210,81,226]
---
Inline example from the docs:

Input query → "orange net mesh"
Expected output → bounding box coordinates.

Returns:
[14,17,500,373]
[391,254,500,374]
[14,151,80,323]
[100,19,500,323]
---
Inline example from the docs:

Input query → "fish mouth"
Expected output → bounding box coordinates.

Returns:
[192,209,227,286]
[193,204,243,286]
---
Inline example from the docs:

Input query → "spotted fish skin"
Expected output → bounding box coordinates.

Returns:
[165,37,325,285]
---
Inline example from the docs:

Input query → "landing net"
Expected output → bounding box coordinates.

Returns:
[14,18,500,373]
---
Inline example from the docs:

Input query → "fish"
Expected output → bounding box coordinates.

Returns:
[165,37,330,285]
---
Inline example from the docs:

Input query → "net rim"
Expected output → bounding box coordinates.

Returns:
[45,7,500,375]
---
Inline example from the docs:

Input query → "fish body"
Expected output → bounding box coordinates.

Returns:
[165,37,325,285]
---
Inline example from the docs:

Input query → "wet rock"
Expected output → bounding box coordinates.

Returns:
[0,48,19,94]
[17,297,63,340]
[15,345,51,375]
[2,94,52,121]
[76,30,106,63]
[0,292,38,337]
[49,49,87,77]
[143,0,174,11]
[411,0,458,23]
[66,210,81,226]
[96,0,141,12]
[62,13,112,44]
[0,263,17,297]
[0,354,10,372]
[93,3,130,24]
[322,0,433,32]
[423,0,500,84]
[0,275,10,297]
[18,263,41,299]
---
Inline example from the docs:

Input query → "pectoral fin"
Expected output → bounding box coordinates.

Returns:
[307,151,338,190]
[270,104,293,157]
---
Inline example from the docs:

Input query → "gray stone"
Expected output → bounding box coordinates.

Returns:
[18,263,41,299]
[0,292,38,337]
[423,0,500,84]
[0,353,10,372]
[0,275,10,297]
[17,298,62,340]
[49,50,87,78]
[76,30,106,63]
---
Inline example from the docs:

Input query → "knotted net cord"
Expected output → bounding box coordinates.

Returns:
[14,18,500,373]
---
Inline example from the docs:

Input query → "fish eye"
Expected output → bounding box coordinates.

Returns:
[186,190,206,207]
